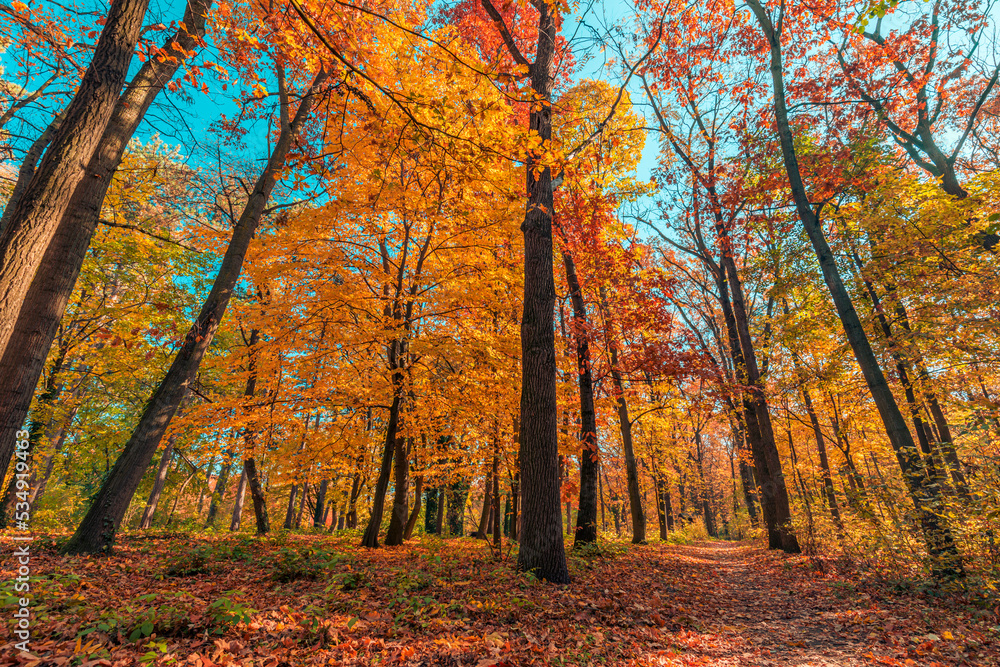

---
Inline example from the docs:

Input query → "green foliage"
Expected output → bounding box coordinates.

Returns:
[269,545,348,582]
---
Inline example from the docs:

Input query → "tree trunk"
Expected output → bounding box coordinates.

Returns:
[62,69,327,555]
[206,461,232,528]
[747,0,962,578]
[0,0,214,489]
[436,486,445,535]
[404,474,423,540]
[284,484,299,530]
[492,440,502,546]
[312,478,329,528]
[601,287,646,544]
[424,486,439,534]
[475,471,493,539]
[384,432,410,546]
[229,467,248,532]
[447,482,468,537]
[797,381,843,532]
[244,457,269,534]
[361,340,406,549]
[718,257,798,552]
[694,433,717,538]
[0,0,153,352]
[497,0,568,584]
[139,436,176,530]
[295,482,309,529]
[652,459,668,539]
[561,251,600,547]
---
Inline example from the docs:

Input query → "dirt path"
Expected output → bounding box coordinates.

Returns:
[638,541,991,666]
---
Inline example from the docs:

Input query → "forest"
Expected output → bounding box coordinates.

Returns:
[0,0,999,662]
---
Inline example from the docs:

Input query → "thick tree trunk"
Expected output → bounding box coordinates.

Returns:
[384,433,410,546]
[63,69,326,554]
[0,0,152,352]
[139,436,176,530]
[562,251,599,547]
[312,478,329,528]
[0,0,214,487]
[498,0,568,584]
[229,467,248,532]
[0,341,69,527]
[747,0,962,578]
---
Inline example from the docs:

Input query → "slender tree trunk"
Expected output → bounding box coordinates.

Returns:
[797,381,843,532]
[747,0,962,578]
[652,458,668,539]
[284,484,299,530]
[601,288,646,544]
[139,436,176,530]
[0,0,214,489]
[694,433,717,538]
[206,461,232,528]
[475,470,493,539]
[62,69,327,555]
[719,258,798,552]
[447,481,468,537]
[404,474,423,540]
[561,251,600,547]
[436,486,445,535]
[229,467,248,532]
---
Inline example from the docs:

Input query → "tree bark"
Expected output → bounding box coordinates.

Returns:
[483,0,569,583]
[62,68,326,554]
[205,461,232,528]
[475,471,493,539]
[601,287,646,544]
[139,436,176,530]
[562,251,599,547]
[313,478,329,528]
[384,432,410,546]
[361,374,403,548]
[424,486,439,534]
[0,0,214,487]
[229,467,248,532]
[0,0,153,352]
[244,457,269,534]
[404,474,423,540]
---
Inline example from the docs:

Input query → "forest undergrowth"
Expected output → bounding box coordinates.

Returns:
[2,533,999,666]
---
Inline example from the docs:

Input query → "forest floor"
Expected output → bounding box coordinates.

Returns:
[1,533,998,666]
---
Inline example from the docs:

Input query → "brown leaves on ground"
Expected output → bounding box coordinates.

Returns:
[1,536,997,666]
